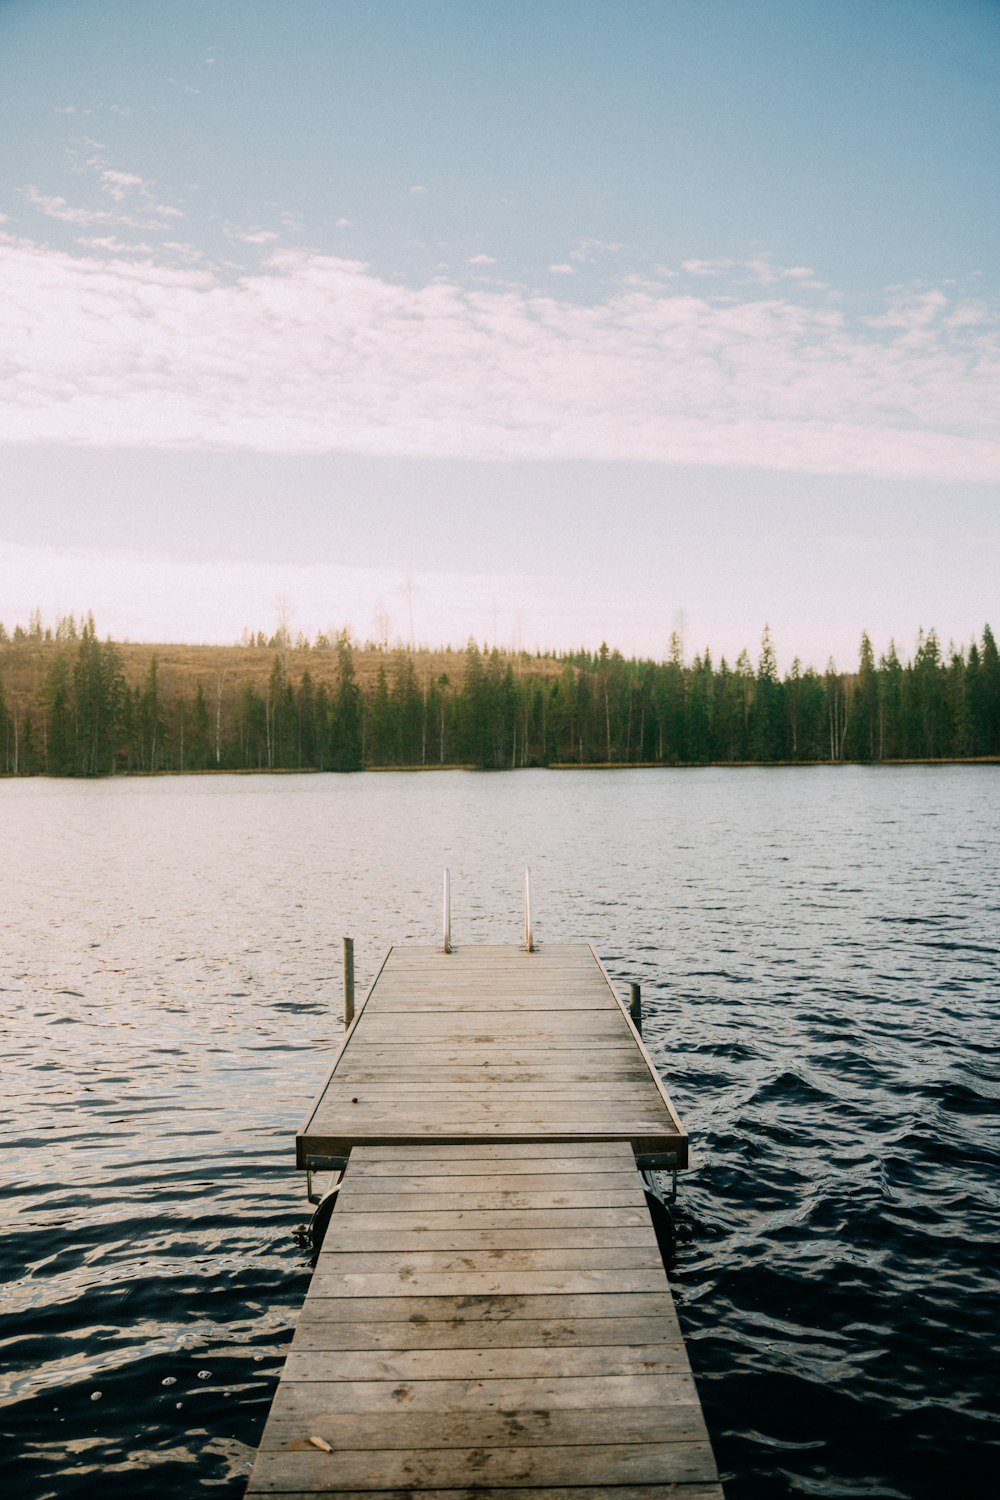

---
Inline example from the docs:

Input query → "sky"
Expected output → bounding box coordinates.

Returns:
[0,0,997,669]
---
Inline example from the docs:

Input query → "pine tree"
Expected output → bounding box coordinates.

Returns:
[189,684,211,769]
[461,641,491,766]
[391,649,423,765]
[751,625,782,760]
[848,632,878,761]
[331,633,362,770]
[73,617,124,774]
[878,642,903,759]
[0,671,10,774]
[368,665,391,765]
[685,651,713,763]
[824,659,848,761]
[297,670,317,768]
[910,629,948,757]
[45,653,75,774]
[139,656,165,770]
[980,625,1000,754]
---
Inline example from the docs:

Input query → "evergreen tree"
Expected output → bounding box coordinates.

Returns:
[980,625,1000,754]
[461,641,491,765]
[685,652,713,762]
[733,650,754,759]
[73,617,124,774]
[139,656,165,770]
[391,650,423,764]
[965,642,985,754]
[331,633,362,770]
[188,684,211,769]
[824,659,848,760]
[314,680,332,769]
[237,682,267,767]
[297,670,317,768]
[878,642,903,759]
[44,652,75,774]
[848,632,878,761]
[0,671,10,774]
[945,645,970,756]
[714,657,740,760]
[909,629,948,757]
[750,626,782,760]
[367,665,392,765]
[654,634,687,761]
[547,666,577,762]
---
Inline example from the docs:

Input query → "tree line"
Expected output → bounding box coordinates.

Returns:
[1,615,998,776]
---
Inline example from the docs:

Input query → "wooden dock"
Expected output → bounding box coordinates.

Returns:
[245,943,722,1499]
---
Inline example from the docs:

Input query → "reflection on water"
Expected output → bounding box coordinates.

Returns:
[1,768,998,1497]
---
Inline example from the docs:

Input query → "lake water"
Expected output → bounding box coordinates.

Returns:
[1,767,997,1498]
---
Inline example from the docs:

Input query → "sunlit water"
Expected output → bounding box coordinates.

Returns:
[1,768,997,1498]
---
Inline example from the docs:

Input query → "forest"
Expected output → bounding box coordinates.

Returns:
[1,613,998,776]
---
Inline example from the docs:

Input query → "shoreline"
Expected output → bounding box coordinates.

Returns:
[3,755,998,781]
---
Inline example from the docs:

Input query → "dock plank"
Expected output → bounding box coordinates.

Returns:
[247,1441,717,1491]
[291,1315,684,1351]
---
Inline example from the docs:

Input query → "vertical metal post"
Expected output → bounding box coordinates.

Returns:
[442,867,452,953]
[523,866,534,952]
[629,982,641,1035]
[342,936,355,1028]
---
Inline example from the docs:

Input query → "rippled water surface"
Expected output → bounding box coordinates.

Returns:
[1,768,997,1498]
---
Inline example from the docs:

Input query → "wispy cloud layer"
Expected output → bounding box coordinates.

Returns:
[1,233,997,480]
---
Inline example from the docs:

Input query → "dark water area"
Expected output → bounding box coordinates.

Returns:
[1,767,997,1498]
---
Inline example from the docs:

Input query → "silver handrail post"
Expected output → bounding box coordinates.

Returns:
[523,866,534,952]
[442,867,452,953]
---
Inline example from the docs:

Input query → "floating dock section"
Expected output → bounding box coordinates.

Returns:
[245,943,723,1498]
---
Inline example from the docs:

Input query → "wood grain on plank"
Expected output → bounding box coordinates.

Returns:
[290,1314,684,1352]
[247,1440,718,1491]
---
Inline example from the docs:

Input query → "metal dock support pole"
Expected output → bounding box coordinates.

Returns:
[342,936,355,1028]
[442,867,452,953]
[523,866,535,952]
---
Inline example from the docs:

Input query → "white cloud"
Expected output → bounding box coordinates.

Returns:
[336,218,353,228]
[548,263,575,275]
[468,254,497,266]
[25,157,184,230]
[23,186,111,226]
[229,228,280,245]
[681,258,730,276]
[100,169,144,202]
[0,234,997,482]
[570,239,625,263]
[162,241,204,261]
[409,184,427,195]
[78,236,156,254]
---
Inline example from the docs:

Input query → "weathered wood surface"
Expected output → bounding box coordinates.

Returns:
[244,1140,721,1498]
[297,944,687,1165]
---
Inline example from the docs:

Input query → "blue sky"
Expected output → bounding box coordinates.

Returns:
[0,0,997,666]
